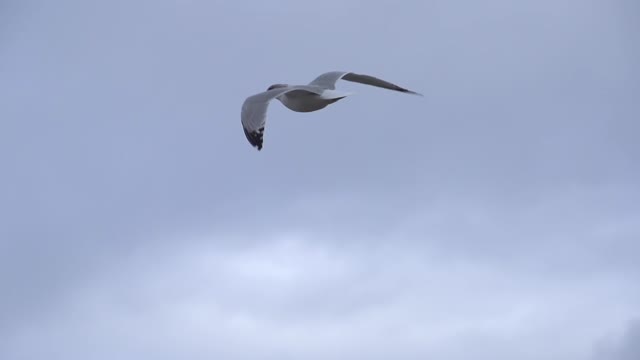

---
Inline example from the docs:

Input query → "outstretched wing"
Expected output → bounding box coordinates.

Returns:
[241,86,322,151]
[309,71,422,96]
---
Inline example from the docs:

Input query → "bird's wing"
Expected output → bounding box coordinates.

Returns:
[241,85,323,151]
[307,71,350,90]
[308,71,422,96]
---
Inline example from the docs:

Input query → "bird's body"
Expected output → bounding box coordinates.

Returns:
[241,71,421,150]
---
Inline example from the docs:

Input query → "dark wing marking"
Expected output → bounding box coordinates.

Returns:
[309,71,422,96]
[342,72,422,96]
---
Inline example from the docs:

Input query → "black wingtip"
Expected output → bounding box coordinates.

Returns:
[243,127,264,151]
[396,87,423,96]
[405,89,424,96]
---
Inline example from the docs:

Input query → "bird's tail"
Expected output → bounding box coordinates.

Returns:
[321,89,354,100]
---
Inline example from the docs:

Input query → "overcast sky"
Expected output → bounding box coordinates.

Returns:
[1,0,639,359]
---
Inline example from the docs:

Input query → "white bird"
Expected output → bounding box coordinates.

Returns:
[241,71,422,150]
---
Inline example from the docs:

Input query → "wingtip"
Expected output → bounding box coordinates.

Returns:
[403,89,423,97]
[244,126,265,151]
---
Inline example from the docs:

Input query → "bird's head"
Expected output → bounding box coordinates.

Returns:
[267,84,288,91]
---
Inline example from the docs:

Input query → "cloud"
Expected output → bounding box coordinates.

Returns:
[3,181,638,359]
[1,0,638,359]
[593,319,640,360]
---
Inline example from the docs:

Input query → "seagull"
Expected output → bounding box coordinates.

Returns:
[241,71,422,150]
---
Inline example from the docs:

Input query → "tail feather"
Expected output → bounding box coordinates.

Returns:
[327,96,347,104]
[321,90,353,100]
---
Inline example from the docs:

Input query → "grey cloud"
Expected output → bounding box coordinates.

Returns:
[1,0,638,358]
[3,220,636,360]
[593,320,640,360]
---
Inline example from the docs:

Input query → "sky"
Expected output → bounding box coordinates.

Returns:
[1,0,639,359]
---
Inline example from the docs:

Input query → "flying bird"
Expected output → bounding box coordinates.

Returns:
[241,71,422,150]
